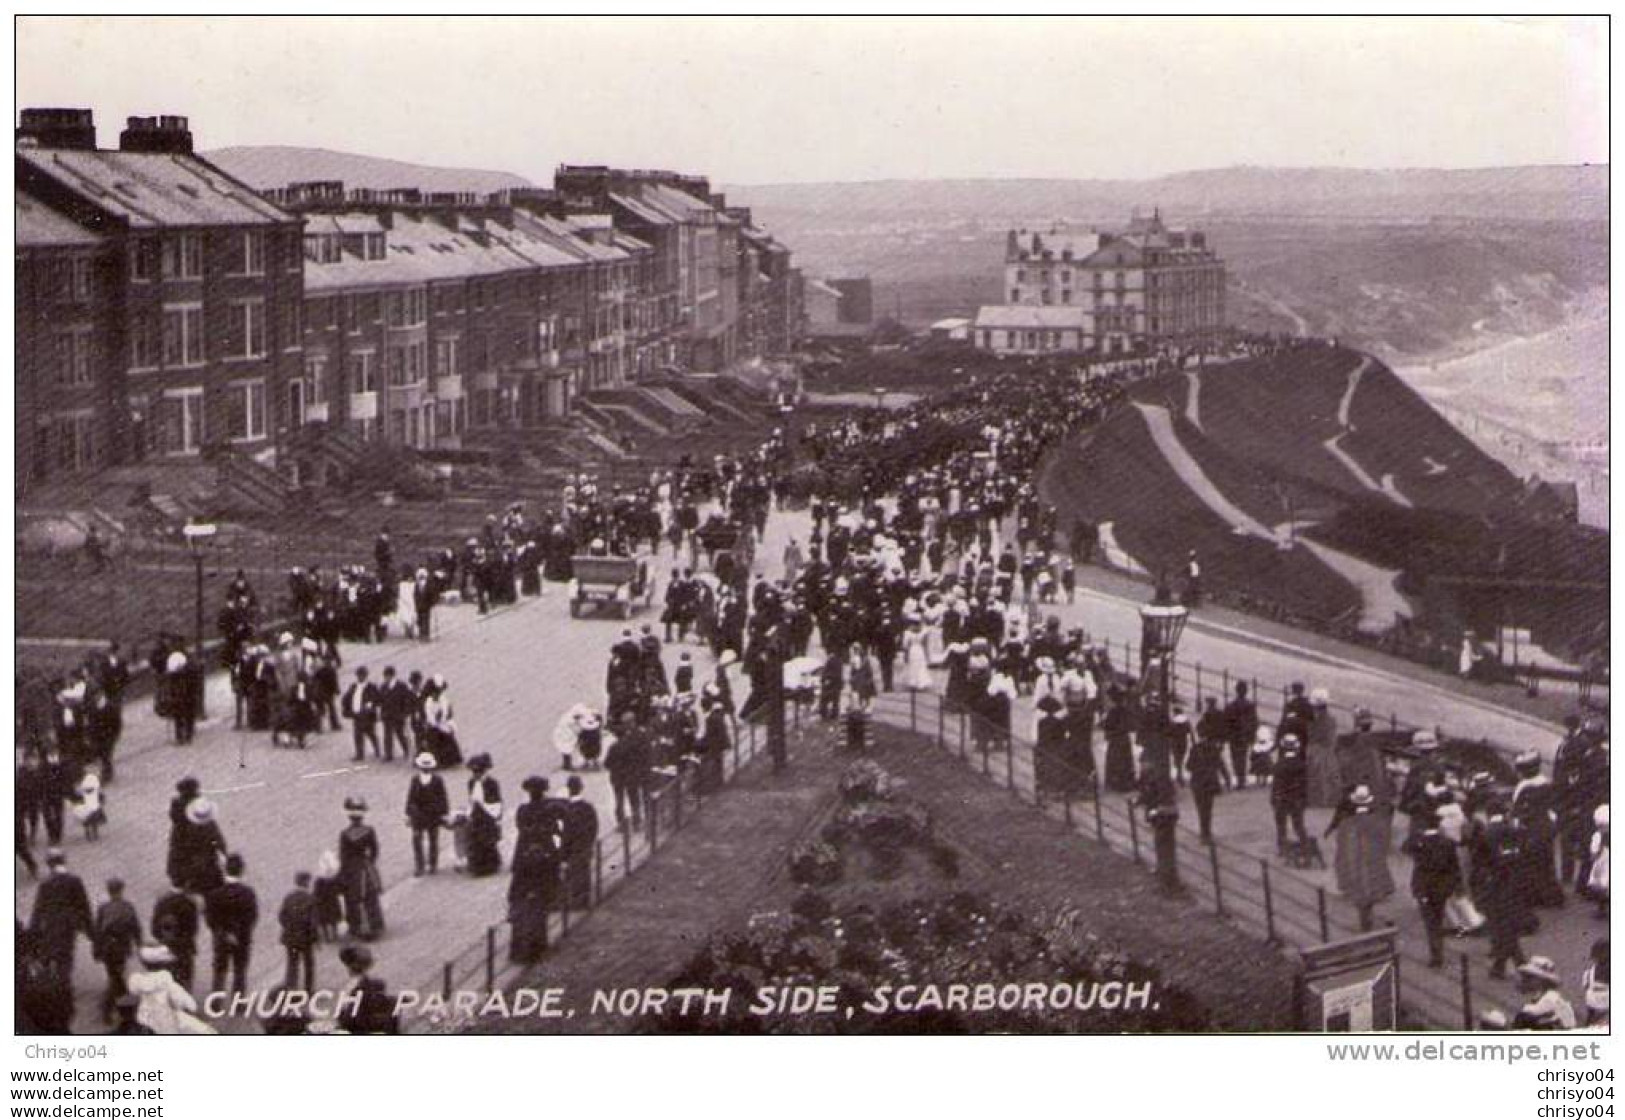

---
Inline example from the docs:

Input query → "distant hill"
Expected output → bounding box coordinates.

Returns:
[204,146,533,195]
[728,166,1608,360]
[730,164,1608,223]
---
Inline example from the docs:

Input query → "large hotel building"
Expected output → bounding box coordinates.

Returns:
[974,211,1226,356]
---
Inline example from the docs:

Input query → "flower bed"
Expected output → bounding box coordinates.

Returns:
[791,760,955,885]
[648,890,1206,1033]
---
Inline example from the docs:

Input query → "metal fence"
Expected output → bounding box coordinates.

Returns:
[413,669,1505,1032]
[409,716,774,1032]
[1063,627,1530,766]
[865,686,1499,1030]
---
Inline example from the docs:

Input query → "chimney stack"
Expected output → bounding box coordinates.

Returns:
[16,108,97,150]
[119,115,194,155]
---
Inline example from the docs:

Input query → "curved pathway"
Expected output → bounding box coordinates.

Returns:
[1183,368,1203,429]
[1130,403,1280,542]
[1326,356,1413,507]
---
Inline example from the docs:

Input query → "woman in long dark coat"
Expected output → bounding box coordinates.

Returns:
[697,696,730,793]
[247,651,275,731]
[172,798,227,895]
[337,797,384,940]
[508,777,560,964]
[165,778,201,888]
[464,754,504,877]
[1324,783,1394,931]
[1034,697,1070,799]
[1102,687,1138,794]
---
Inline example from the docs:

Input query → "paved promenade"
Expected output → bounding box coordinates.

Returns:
[19,501,1590,1033]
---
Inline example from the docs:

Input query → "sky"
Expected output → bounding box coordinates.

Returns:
[14,16,1609,186]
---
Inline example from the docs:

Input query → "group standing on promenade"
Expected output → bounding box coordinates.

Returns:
[19,345,1609,1034]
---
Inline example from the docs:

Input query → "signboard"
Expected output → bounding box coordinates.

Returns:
[1295,928,1399,1032]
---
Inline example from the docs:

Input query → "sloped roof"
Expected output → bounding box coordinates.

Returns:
[303,210,542,293]
[642,182,717,220]
[973,305,1088,330]
[16,193,104,248]
[608,192,675,226]
[1011,228,1096,261]
[1081,237,1144,268]
[18,146,293,228]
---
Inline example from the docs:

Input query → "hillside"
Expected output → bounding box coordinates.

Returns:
[1041,345,1607,659]
[730,169,1608,361]
[730,165,1608,224]
[204,145,533,195]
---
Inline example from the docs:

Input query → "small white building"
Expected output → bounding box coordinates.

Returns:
[971,305,1088,355]
[930,317,972,341]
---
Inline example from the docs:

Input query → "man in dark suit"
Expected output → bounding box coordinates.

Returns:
[378,666,415,762]
[150,881,199,992]
[1403,809,1462,968]
[204,854,259,994]
[343,667,382,762]
[39,748,73,846]
[404,753,450,875]
[93,878,143,1022]
[29,850,92,987]
[336,946,398,1034]
[605,714,649,830]
[559,775,600,910]
[277,871,320,991]
[1223,681,1259,789]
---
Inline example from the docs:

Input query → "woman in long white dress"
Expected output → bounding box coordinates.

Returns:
[128,945,214,1034]
[902,620,933,692]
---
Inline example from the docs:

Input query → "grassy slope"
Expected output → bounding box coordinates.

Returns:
[480,722,1296,1034]
[1047,345,1607,652]
[1044,405,1362,622]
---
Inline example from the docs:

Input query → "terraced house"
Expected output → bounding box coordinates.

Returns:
[15,110,805,491]
[16,109,305,480]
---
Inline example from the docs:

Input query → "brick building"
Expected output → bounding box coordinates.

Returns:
[16,191,119,488]
[15,111,805,486]
[17,110,306,469]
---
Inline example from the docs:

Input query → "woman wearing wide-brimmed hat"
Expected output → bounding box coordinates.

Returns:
[508,776,561,964]
[172,798,227,896]
[126,943,214,1035]
[1325,783,1395,931]
[337,796,384,940]
[463,754,504,877]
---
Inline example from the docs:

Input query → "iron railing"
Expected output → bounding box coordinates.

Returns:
[868,685,1499,1029]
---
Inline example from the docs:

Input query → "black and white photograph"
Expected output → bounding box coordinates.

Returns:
[8,13,1611,1072]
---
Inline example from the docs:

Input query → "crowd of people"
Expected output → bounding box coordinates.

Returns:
[17,351,1611,1035]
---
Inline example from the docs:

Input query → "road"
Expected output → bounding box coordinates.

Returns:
[19,529,744,1033]
[19,498,1578,1034]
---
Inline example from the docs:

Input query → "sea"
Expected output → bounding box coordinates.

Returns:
[1395,309,1609,528]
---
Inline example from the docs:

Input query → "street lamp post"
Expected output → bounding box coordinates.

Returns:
[182,520,217,719]
[1139,582,1190,893]
[766,622,788,773]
